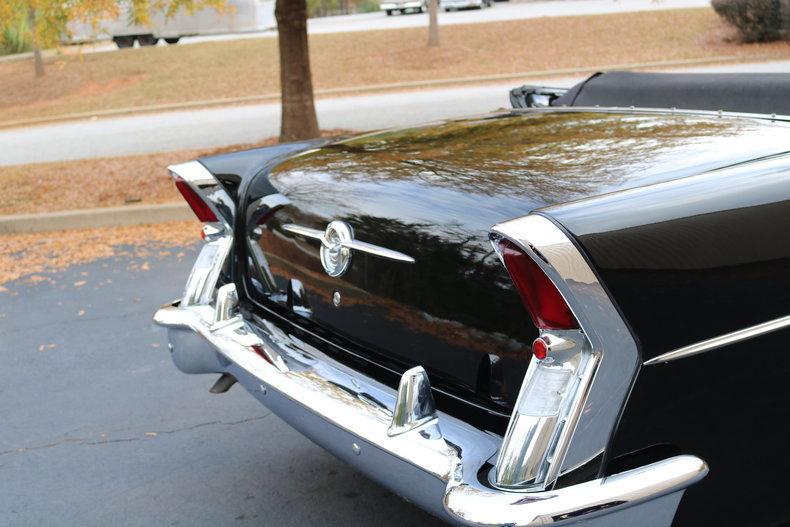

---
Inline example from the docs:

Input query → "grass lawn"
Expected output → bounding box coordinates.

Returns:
[2,8,790,123]
[0,130,351,216]
[0,150,196,216]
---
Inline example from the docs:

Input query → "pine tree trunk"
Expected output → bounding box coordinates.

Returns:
[275,0,319,141]
[428,0,439,47]
[27,7,45,78]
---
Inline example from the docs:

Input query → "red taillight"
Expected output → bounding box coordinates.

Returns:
[175,177,218,222]
[531,337,548,360]
[498,239,579,330]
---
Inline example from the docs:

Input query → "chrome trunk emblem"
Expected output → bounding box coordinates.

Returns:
[282,221,415,277]
[320,221,354,277]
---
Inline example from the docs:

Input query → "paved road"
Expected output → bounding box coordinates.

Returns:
[201,0,710,37]
[3,59,790,167]
[306,0,709,32]
[0,245,446,527]
[0,81,533,165]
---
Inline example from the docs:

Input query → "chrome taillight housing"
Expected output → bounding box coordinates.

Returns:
[168,161,236,307]
[490,214,640,491]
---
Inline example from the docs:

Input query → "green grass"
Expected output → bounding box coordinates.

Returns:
[1,12,32,55]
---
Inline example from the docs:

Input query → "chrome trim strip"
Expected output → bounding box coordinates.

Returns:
[341,239,415,263]
[490,214,641,486]
[282,222,416,263]
[513,105,790,123]
[644,314,790,365]
[281,223,325,241]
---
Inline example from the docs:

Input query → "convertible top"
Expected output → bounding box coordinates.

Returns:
[511,72,790,115]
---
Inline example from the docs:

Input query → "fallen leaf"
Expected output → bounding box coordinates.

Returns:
[38,344,45,352]
[0,221,197,285]
[73,280,87,287]
[140,261,150,271]
[145,432,157,437]
[78,310,85,317]
[151,343,160,348]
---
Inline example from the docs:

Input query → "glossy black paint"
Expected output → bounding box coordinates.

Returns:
[196,110,790,515]
[612,328,790,527]
[549,153,790,361]
[548,154,790,526]
[201,110,790,435]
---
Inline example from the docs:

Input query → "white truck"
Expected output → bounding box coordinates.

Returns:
[69,0,275,48]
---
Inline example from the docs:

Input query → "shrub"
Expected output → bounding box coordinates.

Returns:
[356,0,381,13]
[308,0,380,17]
[1,11,32,56]
[711,0,790,42]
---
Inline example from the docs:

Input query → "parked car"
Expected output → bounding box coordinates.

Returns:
[68,0,275,48]
[380,0,427,15]
[154,72,790,526]
[441,0,494,10]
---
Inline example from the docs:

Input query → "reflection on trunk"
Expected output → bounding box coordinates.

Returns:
[244,110,790,417]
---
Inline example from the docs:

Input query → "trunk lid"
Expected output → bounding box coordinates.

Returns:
[242,110,790,416]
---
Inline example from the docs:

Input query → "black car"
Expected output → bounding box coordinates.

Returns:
[154,72,790,527]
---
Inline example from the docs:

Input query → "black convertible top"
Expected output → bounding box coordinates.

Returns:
[515,72,790,115]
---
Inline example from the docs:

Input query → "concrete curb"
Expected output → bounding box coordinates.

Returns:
[1,53,784,130]
[0,46,64,64]
[0,202,192,234]
[0,51,34,64]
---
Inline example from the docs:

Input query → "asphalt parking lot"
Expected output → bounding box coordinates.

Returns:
[0,243,444,526]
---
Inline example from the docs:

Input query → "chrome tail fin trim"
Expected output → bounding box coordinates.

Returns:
[168,161,236,308]
[489,214,641,491]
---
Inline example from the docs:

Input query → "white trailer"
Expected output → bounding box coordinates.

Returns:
[68,0,275,48]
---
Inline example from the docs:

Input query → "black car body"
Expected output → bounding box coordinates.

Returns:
[154,73,790,526]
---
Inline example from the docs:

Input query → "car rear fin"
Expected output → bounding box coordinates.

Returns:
[489,214,640,491]
[168,161,236,307]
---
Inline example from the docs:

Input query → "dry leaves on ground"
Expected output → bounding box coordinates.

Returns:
[0,221,199,285]
[0,131,351,216]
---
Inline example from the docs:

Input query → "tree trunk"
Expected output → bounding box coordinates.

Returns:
[427,0,439,47]
[275,0,319,142]
[27,6,45,78]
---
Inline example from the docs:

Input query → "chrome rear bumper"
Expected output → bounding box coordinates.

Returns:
[154,297,707,526]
